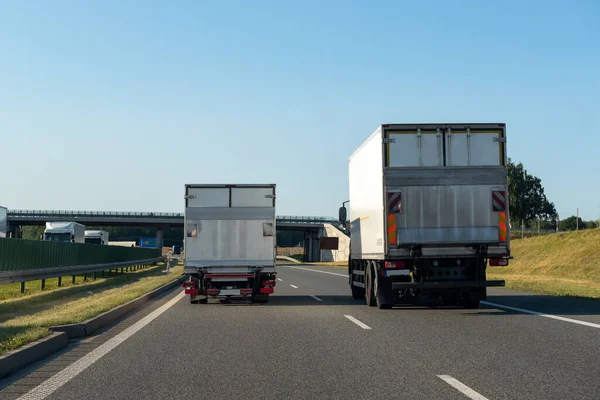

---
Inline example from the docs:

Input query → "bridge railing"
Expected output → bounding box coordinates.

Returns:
[8,210,184,218]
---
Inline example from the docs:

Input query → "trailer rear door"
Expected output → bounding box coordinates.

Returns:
[384,126,509,251]
[184,185,276,269]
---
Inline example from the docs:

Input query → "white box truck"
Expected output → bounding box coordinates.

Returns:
[182,184,277,304]
[344,123,510,309]
[43,222,86,243]
[85,230,110,245]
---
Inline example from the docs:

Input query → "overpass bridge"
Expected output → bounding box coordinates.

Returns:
[6,210,349,262]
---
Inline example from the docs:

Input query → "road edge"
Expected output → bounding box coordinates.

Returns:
[0,275,185,379]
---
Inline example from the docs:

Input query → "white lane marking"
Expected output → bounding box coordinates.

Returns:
[277,278,283,282]
[482,301,600,329]
[290,284,298,289]
[18,291,186,400]
[437,375,490,400]
[309,295,323,302]
[282,265,348,277]
[344,315,371,330]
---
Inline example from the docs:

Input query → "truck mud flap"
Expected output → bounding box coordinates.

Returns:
[392,280,505,290]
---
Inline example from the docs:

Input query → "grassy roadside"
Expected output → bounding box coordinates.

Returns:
[488,229,600,299]
[0,261,182,355]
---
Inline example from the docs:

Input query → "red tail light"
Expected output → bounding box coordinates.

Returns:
[262,280,276,288]
[385,261,406,269]
[489,258,509,267]
[185,289,199,295]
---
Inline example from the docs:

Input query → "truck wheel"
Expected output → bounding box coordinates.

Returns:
[252,294,269,304]
[462,299,480,309]
[351,285,365,300]
[365,262,376,307]
[374,269,393,309]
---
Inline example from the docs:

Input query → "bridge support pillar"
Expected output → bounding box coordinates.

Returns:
[156,228,164,254]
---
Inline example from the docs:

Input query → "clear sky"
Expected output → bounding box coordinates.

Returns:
[1,0,598,219]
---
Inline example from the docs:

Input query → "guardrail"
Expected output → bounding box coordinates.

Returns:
[0,257,164,286]
[0,238,164,292]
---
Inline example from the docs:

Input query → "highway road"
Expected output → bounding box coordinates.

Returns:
[1,264,599,400]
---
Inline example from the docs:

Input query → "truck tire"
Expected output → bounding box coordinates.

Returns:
[374,265,393,309]
[462,299,480,309]
[252,294,269,304]
[365,262,376,307]
[351,285,365,300]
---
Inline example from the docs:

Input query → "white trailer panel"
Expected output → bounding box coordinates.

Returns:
[184,185,276,272]
[348,127,385,259]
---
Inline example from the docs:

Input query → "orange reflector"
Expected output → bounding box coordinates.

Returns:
[499,212,507,241]
[388,214,397,245]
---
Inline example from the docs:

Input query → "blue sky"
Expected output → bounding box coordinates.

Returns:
[1,0,598,219]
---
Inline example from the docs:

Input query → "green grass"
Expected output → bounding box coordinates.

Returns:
[488,229,600,299]
[0,261,183,355]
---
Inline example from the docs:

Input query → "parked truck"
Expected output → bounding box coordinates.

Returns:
[182,184,277,304]
[43,222,86,243]
[343,123,510,309]
[84,230,109,245]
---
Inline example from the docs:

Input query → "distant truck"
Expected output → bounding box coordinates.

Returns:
[84,230,109,245]
[43,222,86,243]
[0,206,7,238]
[183,184,277,304]
[344,123,510,309]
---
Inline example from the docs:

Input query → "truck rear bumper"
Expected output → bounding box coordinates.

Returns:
[392,280,505,290]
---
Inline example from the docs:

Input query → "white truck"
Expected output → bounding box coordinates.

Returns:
[84,230,110,245]
[43,222,86,243]
[182,184,277,304]
[344,123,510,309]
[0,206,7,238]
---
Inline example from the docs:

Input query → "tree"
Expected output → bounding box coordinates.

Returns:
[559,216,586,231]
[507,159,556,227]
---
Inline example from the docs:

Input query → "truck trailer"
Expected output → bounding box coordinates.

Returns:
[84,230,109,245]
[44,222,86,243]
[344,123,510,309]
[182,184,277,304]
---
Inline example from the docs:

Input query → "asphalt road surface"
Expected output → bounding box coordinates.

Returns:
[2,264,599,400]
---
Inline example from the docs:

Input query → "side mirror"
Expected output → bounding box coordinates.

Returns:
[338,206,347,223]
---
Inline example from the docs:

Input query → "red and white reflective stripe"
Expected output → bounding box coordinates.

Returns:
[387,192,402,214]
[492,190,506,212]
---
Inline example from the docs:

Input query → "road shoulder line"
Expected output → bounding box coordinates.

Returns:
[482,301,600,329]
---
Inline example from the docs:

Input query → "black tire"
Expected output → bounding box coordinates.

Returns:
[252,294,269,304]
[462,299,480,309]
[365,262,376,307]
[374,264,393,309]
[441,296,459,307]
[351,284,365,300]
